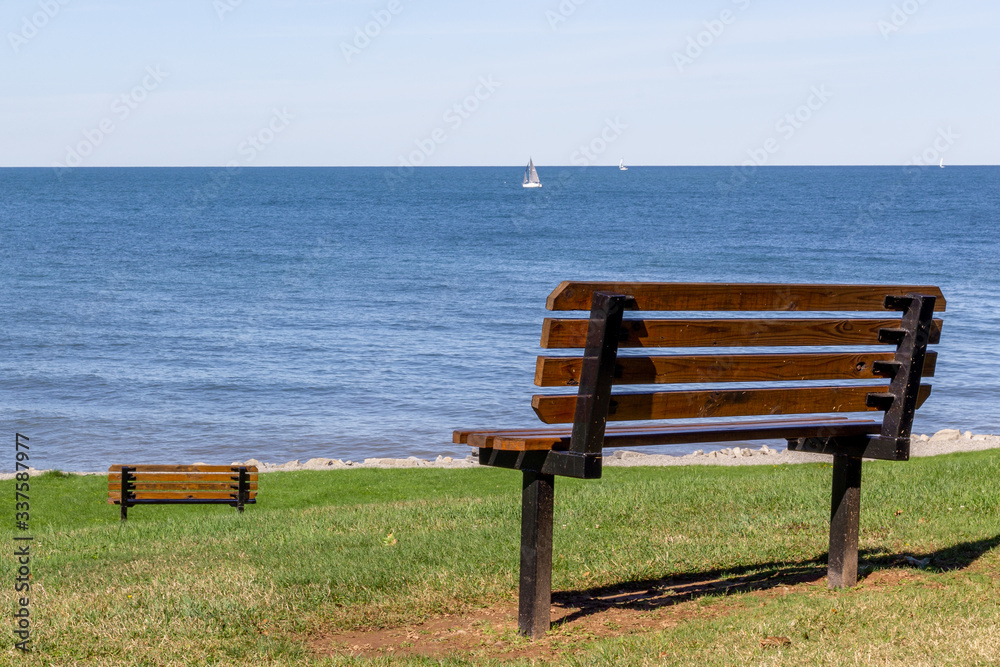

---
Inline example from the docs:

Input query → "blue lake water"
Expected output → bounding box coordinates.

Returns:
[1,166,998,472]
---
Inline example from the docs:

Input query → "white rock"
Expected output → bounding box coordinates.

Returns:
[963,431,974,439]
[932,429,961,441]
[732,447,741,457]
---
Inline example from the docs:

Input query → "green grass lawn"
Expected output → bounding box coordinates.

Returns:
[3,451,1000,665]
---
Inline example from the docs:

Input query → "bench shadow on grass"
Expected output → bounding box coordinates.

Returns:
[550,533,1000,628]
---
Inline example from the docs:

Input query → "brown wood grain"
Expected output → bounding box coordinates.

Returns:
[533,351,938,386]
[481,418,883,452]
[109,472,257,483]
[108,465,258,473]
[531,385,931,424]
[540,317,943,349]
[454,415,855,445]
[108,491,257,502]
[107,482,257,492]
[546,282,947,312]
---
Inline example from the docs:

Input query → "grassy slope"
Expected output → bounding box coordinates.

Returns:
[2,452,999,665]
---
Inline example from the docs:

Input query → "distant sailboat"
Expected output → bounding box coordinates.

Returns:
[940,158,945,168]
[523,158,542,188]
[619,158,628,171]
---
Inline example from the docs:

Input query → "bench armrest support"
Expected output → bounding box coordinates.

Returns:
[569,292,628,458]
[876,294,937,446]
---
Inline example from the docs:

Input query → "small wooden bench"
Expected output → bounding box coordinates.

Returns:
[109,464,258,521]
[454,282,944,638]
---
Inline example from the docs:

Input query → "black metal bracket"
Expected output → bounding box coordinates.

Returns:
[787,434,908,461]
[477,448,602,479]
[568,292,628,459]
[120,466,135,522]
[870,293,937,451]
[233,467,249,513]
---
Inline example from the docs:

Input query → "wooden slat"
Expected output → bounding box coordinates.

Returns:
[109,472,257,483]
[109,465,258,473]
[108,491,258,502]
[455,415,855,445]
[541,318,943,349]
[484,419,884,452]
[534,351,938,386]
[546,282,947,312]
[531,385,932,424]
[108,482,257,492]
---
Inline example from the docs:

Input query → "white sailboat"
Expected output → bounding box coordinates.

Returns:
[940,158,945,169]
[619,158,628,171]
[522,158,542,188]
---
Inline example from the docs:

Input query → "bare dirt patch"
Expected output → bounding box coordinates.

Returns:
[311,568,830,662]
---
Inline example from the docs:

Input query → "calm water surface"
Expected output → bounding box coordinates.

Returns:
[1,166,998,471]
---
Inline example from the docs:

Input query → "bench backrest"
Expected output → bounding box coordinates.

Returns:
[108,464,258,505]
[533,282,944,457]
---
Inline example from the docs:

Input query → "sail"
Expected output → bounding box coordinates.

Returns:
[522,157,542,187]
[528,159,540,184]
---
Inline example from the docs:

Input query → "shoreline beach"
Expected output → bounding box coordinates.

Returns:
[4,429,997,480]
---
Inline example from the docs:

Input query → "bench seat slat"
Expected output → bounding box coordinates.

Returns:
[546,282,947,312]
[534,351,938,387]
[109,472,258,483]
[109,490,258,502]
[453,415,857,444]
[109,497,258,505]
[473,418,883,451]
[531,384,931,424]
[541,317,943,349]
[109,464,257,473]
[107,482,258,492]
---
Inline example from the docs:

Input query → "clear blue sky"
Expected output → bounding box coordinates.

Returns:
[1,0,996,167]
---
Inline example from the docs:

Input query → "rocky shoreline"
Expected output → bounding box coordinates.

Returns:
[232,429,999,472]
[4,430,997,480]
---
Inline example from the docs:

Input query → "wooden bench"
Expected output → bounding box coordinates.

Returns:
[454,282,944,638]
[109,464,258,521]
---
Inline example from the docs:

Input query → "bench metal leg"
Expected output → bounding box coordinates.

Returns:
[120,466,132,522]
[518,471,554,639]
[828,454,862,588]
